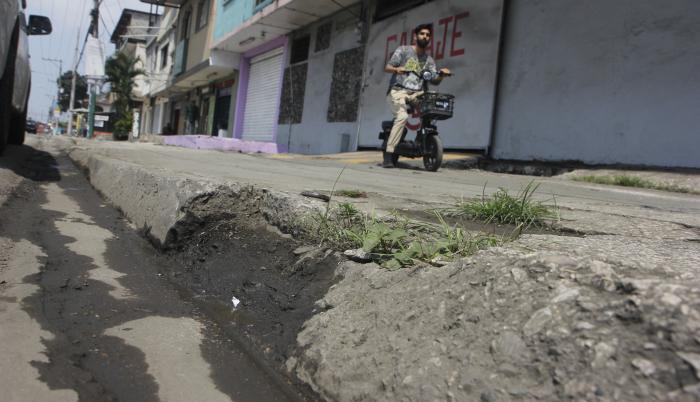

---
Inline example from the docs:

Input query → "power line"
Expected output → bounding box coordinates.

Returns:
[57,0,71,59]
[41,1,56,57]
[76,30,91,69]
[100,13,112,41]
[36,0,47,64]
[31,70,55,77]
[78,0,90,39]
[103,2,117,32]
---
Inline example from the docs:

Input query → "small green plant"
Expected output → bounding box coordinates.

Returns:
[307,204,502,269]
[336,202,359,221]
[335,189,367,198]
[386,212,500,269]
[573,175,699,195]
[305,172,506,269]
[450,182,557,228]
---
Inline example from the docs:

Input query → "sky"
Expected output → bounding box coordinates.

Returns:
[26,0,154,121]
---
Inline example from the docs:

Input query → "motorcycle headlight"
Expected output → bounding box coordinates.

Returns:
[422,70,433,81]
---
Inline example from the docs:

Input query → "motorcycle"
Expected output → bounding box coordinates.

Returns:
[379,69,454,171]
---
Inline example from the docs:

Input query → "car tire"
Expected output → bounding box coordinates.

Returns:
[0,22,19,155]
[9,83,28,145]
[9,101,27,145]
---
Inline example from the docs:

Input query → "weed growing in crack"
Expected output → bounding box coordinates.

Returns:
[336,202,360,223]
[448,181,558,228]
[301,169,504,269]
[306,206,501,269]
[573,175,699,195]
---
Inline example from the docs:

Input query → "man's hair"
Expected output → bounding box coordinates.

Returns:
[414,23,433,36]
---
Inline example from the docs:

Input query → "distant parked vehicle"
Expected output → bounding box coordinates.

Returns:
[0,0,52,155]
[25,118,36,133]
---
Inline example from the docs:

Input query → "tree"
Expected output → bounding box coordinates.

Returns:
[105,52,145,140]
[56,71,88,112]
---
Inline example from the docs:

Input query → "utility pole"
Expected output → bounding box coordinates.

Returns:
[87,0,99,139]
[67,29,80,136]
[42,57,62,133]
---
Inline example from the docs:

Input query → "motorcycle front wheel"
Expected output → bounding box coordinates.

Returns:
[423,135,443,172]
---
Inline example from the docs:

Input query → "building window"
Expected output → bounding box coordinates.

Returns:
[279,63,308,125]
[196,0,209,31]
[290,35,310,65]
[327,46,364,122]
[180,8,192,40]
[160,44,169,70]
[315,22,331,52]
[148,49,157,71]
[254,0,273,13]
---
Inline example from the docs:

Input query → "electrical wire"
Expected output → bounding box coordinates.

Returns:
[58,0,71,59]
[78,0,90,41]
[100,13,112,42]
[103,1,117,30]
[76,30,91,69]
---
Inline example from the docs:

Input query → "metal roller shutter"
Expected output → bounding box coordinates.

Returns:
[242,47,284,142]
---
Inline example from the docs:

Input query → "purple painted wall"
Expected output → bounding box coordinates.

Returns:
[232,35,289,146]
[163,135,288,153]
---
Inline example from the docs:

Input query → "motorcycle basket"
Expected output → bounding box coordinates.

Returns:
[418,93,454,120]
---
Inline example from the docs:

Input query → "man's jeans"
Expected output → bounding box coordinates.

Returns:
[386,88,423,153]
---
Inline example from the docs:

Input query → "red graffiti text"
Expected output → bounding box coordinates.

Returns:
[383,11,470,65]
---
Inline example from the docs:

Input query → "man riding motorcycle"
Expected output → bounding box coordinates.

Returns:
[383,23,451,168]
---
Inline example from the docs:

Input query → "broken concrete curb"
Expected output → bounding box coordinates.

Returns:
[68,148,325,249]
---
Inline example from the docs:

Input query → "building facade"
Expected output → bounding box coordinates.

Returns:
[110,9,162,139]
[125,0,699,168]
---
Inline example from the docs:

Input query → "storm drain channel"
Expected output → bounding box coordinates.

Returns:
[3,147,334,402]
[155,194,341,401]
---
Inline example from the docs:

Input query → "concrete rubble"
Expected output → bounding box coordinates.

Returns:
[40,136,700,401]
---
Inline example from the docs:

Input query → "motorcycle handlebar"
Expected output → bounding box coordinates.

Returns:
[403,70,453,77]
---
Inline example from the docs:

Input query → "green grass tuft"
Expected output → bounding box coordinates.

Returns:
[450,182,557,228]
[573,175,699,195]
[305,206,501,269]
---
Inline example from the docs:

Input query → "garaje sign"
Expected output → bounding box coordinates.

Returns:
[358,0,503,149]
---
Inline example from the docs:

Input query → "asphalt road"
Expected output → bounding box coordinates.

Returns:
[0,144,309,402]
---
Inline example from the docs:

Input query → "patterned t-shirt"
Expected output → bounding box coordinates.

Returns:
[387,45,438,92]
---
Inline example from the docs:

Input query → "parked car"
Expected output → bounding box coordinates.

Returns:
[0,0,51,155]
[25,118,36,133]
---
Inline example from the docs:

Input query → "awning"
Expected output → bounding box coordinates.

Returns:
[139,0,184,8]
[170,50,240,91]
[212,0,357,53]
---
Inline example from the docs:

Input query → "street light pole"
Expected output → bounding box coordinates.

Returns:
[67,29,80,136]
[42,57,62,132]
[87,0,100,139]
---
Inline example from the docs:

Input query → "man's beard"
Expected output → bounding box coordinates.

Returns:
[416,39,430,49]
